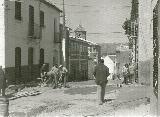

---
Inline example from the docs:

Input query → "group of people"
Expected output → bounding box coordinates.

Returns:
[40,64,68,89]
[122,63,135,85]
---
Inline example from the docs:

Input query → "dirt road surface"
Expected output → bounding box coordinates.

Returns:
[9,80,150,117]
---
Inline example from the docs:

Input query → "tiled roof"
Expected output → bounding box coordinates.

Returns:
[40,0,62,12]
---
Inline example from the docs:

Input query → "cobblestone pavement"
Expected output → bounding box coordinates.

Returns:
[9,80,150,117]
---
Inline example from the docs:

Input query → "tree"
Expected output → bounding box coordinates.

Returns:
[122,18,131,36]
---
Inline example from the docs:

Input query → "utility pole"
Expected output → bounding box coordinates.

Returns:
[62,0,66,67]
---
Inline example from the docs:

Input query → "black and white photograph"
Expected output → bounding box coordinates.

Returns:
[0,0,159,116]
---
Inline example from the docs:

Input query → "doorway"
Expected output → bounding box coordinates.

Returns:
[15,47,21,84]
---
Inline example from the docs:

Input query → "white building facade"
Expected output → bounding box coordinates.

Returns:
[4,0,61,84]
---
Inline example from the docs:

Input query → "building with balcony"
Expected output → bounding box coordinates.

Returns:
[4,0,62,84]
[65,25,101,81]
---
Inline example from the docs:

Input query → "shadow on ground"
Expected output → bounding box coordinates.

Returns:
[64,85,118,95]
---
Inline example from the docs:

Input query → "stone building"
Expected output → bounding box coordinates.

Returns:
[3,0,62,84]
[66,25,89,81]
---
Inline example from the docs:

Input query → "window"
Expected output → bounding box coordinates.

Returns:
[15,1,21,20]
[28,5,34,36]
[40,11,44,27]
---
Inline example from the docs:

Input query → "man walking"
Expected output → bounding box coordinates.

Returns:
[93,59,110,105]
[129,63,135,84]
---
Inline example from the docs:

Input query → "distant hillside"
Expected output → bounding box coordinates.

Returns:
[99,43,128,56]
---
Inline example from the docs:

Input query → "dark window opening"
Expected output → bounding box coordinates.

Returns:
[15,1,21,20]
[28,5,34,36]
[40,11,44,27]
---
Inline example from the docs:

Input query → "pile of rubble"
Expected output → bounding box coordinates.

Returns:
[5,83,42,100]
[9,90,42,100]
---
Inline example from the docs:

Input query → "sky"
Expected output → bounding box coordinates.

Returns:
[52,0,132,44]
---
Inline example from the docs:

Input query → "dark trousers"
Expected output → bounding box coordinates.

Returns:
[97,82,106,103]
[61,74,67,87]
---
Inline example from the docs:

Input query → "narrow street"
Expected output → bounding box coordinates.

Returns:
[0,0,159,116]
[9,80,150,117]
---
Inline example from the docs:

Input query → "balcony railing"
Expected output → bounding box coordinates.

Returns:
[28,23,42,39]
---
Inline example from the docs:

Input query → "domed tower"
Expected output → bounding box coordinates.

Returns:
[75,25,86,40]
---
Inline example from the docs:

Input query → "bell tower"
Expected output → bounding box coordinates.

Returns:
[75,25,86,40]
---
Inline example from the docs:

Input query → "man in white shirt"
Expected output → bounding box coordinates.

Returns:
[59,65,68,88]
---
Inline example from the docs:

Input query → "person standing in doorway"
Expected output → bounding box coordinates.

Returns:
[93,59,110,105]
[59,65,68,88]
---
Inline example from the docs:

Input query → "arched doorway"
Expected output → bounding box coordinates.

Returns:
[15,47,21,84]
[28,47,33,81]
[40,48,44,67]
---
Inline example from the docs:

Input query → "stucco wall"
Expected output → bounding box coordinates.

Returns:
[5,0,60,67]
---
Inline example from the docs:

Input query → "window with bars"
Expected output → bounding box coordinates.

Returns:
[40,11,44,27]
[15,1,22,20]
